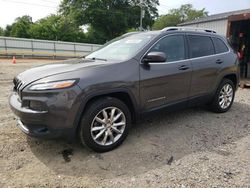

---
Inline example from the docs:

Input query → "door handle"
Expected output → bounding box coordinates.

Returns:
[178,65,190,70]
[216,59,223,64]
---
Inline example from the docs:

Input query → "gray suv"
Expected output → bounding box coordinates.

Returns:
[9,27,240,152]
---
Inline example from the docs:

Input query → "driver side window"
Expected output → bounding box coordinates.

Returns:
[149,35,185,62]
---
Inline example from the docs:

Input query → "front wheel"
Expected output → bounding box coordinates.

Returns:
[79,97,131,152]
[210,79,235,113]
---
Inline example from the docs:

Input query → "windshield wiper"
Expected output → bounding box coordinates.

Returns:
[88,57,107,61]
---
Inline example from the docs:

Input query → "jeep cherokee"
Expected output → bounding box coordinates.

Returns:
[9,27,240,152]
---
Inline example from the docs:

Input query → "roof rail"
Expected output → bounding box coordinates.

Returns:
[161,27,216,34]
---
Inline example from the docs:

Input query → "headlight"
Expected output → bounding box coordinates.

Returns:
[29,80,77,91]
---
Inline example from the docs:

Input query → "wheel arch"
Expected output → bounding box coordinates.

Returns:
[223,74,238,88]
[73,89,139,136]
[213,73,239,93]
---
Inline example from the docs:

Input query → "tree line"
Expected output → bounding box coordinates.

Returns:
[0,2,208,44]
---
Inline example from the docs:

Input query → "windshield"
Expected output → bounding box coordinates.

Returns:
[86,33,156,61]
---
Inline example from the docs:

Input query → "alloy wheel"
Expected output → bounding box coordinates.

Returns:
[90,107,126,146]
[219,84,233,109]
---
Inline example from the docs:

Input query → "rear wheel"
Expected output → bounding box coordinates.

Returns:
[210,79,235,113]
[79,97,131,152]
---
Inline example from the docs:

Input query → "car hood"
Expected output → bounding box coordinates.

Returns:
[15,58,112,87]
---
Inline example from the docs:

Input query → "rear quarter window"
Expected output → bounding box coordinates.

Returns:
[212,37,229,54]
[188,35,215,58]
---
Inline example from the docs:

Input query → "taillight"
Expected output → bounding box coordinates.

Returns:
[237,52,241,59]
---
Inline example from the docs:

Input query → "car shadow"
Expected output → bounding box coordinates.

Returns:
[27,101,250,179]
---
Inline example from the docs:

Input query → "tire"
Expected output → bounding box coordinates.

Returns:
[210,79,235,113]
[79,97,131,152]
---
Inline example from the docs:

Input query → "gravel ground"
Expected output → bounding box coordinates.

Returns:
[0,59,250,188]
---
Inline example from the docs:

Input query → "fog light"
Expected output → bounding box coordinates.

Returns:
[29,101,47,111]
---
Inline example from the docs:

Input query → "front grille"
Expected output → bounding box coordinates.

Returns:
[13,77,23,96]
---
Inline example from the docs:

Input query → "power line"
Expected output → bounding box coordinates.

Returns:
[159,2,171,7]
[38,0,59,5]
[1,0,58,9]
[158,6,168,10]
[159,4,171,9]
[158,2,171,15]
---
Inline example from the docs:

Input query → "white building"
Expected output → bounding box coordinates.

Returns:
[180,9,250,78]
[179,9,250,36]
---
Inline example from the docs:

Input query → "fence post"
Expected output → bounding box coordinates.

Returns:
[4,38,7,57]
[31,40,34,58]
[73,44,76,58]
[53,42,56,59]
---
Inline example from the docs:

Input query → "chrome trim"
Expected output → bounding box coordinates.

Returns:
[147,96,166,103]
[17,119,29,134]
[147,51,231,65]
[13,77,25,96]
[161,27,216,33]
[140,33,231,65]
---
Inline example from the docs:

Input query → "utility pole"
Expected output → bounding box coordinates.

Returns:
[139,0,145,31]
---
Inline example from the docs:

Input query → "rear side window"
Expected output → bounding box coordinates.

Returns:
[188,35,215,58]
[212,37,229,54]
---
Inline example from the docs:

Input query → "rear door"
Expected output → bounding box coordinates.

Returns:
[140,34,192,110]
[187,34,219,97]
[212,37,231,67]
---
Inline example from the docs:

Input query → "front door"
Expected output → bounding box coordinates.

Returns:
[140,34,192,111]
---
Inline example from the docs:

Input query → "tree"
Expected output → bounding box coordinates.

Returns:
[85,26,107,44]
[59,0,159,43]
[30,14,86,42]
[152,14,181,30]
[153,4,208,30]
[0,27,4,36]
[170,4,208,22]
[10,15,33,38]
[3,25,12,36]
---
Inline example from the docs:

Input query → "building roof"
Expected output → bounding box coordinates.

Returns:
[179,9,250,26]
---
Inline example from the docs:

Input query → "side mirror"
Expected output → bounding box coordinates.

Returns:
[142,52,166,63]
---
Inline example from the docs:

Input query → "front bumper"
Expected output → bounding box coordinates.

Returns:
[9,92,48,123]
[15,118,70,138]
[9,89,80,138]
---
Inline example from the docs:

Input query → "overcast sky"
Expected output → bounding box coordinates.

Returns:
[0,0,250,28]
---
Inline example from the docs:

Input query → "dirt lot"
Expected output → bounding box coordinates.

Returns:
[0,59,250,187]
